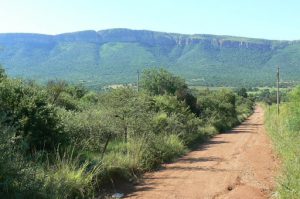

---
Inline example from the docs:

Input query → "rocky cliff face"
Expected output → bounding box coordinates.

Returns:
[0,28,289,51]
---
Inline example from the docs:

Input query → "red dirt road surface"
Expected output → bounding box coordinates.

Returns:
[126,106,278,199]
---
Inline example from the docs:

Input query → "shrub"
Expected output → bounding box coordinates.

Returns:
[0,123,44,198]
[60,109,116,152]
[140,134,186,170]
[198,89,239,131]
[0,79,64,151]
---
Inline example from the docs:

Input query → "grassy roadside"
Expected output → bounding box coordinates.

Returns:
[263,96,300,198]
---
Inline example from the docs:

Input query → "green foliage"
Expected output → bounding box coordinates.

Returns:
[40,149,101,199]
[141,68,199,114]
[0,122,101,198]
[237,87,248,98]
[0,122,45,198]
[236,95,254,121]
[1,29,300,88]
[0,67,254,198]
[286,86,300,132]
[197,89,239,131]
[140,134,186,170]
[254,88,289,105]
[264,87,300,198]
[256,89,278,105]
[61,109,116,152]
[46,80,88,111]
[152,95,203,143]
[0,79,64,151]
[141,68,187,95]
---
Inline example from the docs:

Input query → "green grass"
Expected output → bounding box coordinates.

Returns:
[39,149,102,199]
[264,102,300,198]
[90,134,187,181]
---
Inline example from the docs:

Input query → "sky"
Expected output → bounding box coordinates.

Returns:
[0,0,299,40]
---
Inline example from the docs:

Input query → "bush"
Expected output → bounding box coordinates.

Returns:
[236,95,254,121]
[0,123,44,198]
[0,79,64,151]
[60,108,115,152]
[152,95,203,143]
[141,68,199,114]
[197,89,239,131]
[142,134,186,169]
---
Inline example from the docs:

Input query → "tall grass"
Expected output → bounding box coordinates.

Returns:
[97,134,186,182]
[264,87,300,199]
[0,141,102,198]
[39,148,102,199]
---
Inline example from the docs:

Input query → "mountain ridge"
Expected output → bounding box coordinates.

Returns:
[0,28,300,87]
[2,28,299,41]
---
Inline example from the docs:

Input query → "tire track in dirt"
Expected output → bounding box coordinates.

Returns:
[125,106,279,199]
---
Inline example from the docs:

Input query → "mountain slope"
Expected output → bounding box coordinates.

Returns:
[0,29,299,87]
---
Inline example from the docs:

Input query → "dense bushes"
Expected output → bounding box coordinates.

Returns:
[264,87,300,198]
[197,89,240,131]
[142,68,199,115]
[0,67,254,198]
[0,123,44,198]
[0,79,64,151]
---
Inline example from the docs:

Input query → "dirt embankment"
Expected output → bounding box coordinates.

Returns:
[125,106,279,199]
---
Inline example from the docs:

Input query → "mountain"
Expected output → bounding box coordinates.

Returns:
[0,28,300,88]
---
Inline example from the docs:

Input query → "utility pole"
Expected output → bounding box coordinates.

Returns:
[277,66,280,115]
[137,69,140,92]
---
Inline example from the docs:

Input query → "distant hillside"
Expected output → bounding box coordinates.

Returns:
[0,28,300,87]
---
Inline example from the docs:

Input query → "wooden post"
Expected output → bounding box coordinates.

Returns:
[277,66,280,115]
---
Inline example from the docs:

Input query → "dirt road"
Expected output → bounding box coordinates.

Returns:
[126,106,278,199]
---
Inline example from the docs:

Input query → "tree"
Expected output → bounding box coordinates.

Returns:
[237,88,248,98]
[141,68,187,95]
[141,68,199,115]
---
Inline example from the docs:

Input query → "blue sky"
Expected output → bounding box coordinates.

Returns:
[0,0,299,40]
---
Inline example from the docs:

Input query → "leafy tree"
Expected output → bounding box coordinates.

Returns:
[100,88,155,143]
[237,88,248,98]
[141,68,199,114]
[141,68,187,95]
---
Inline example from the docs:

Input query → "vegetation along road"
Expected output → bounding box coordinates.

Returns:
[126,106,278,199]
